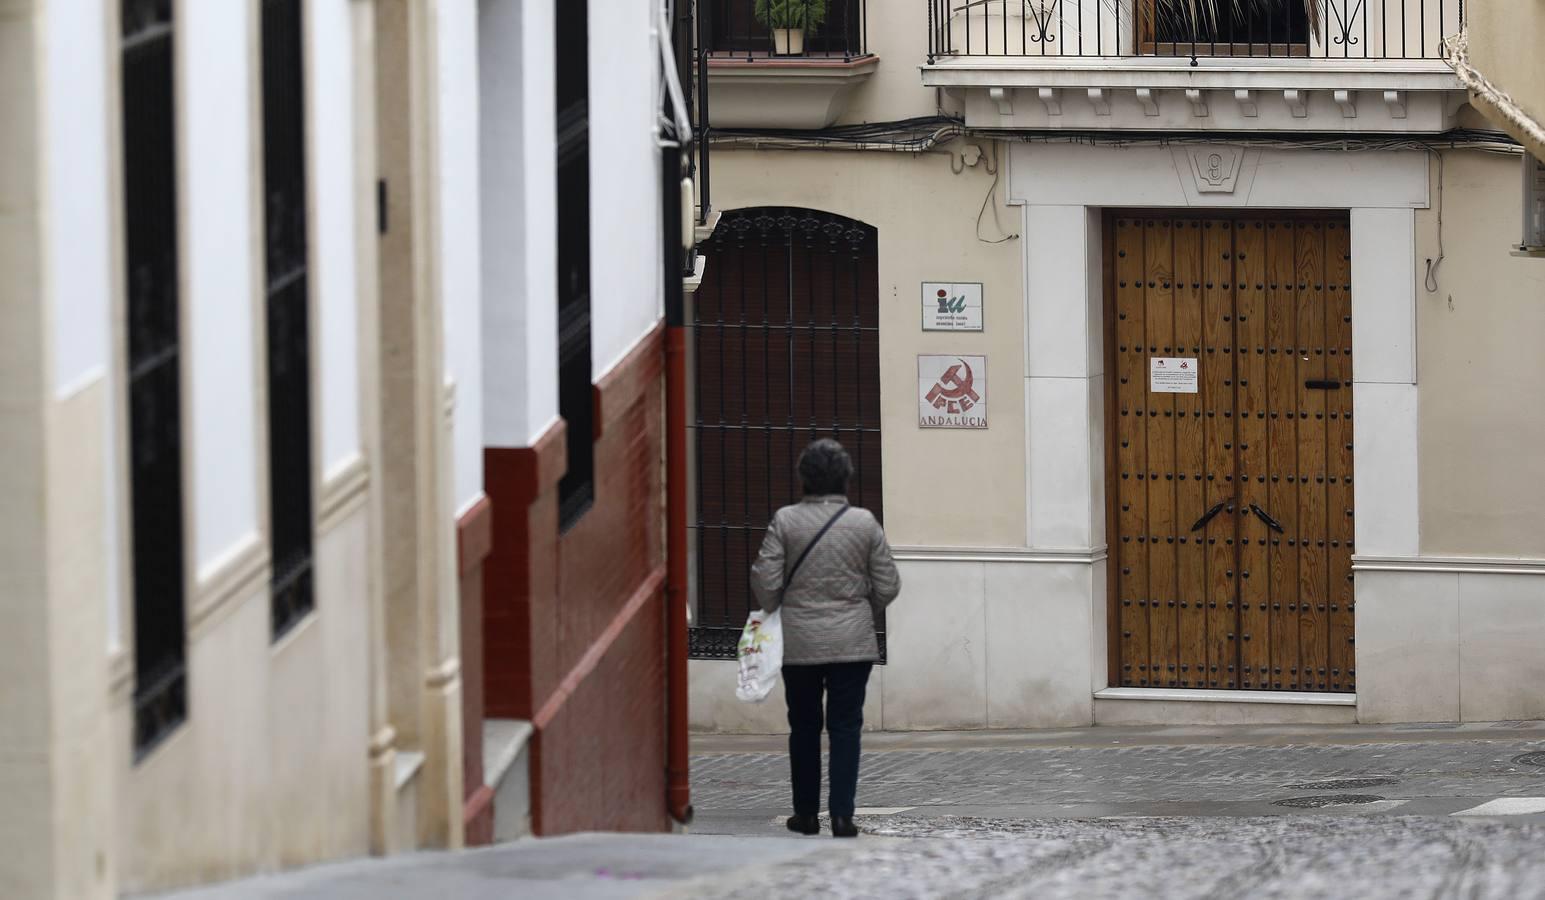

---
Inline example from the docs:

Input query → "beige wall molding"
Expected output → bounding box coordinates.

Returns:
[1353,555,1545,576]
[109,648,135,701]
[893,546,1108,564]
[424,656,462,690]
[1095,687,1358,706]
[370,724,399,758]
[319,452,370,533]
[187,531,270,640]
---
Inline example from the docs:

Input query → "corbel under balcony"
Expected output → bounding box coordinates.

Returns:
[708,55,879,130]
[923,60,1466,132]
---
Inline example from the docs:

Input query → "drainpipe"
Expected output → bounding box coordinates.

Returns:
[665,296,693,827]
[661,66,694,828]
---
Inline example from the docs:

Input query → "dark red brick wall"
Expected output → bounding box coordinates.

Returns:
[457,497,495,845]
[483,323,669,835]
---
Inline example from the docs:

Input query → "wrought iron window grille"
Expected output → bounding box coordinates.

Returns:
[262,0,316,639]
[708,0,870,61]
[688,208,886,662]
[123,0,188,759]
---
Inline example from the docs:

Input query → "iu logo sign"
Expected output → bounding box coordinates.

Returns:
[920,282,984,331]
[918,355,988,429]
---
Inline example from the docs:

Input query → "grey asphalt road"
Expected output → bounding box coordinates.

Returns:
[153,722,1545,900]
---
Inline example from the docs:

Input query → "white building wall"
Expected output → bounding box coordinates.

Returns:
[42,0,121,649]
[439,0,485,511]
[311,0,362,478]
[45,0,113,397]
[478,0,560,448]
[587,0,663,377]
[183,0,260,573]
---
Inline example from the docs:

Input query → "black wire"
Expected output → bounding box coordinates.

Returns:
[710,116,1522,155]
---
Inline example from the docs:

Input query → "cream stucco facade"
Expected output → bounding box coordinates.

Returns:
[2,0,473,895]
[1449,0,1545,158]
[692,0,1545,734]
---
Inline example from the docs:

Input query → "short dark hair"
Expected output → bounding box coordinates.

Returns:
[798,439,853,496]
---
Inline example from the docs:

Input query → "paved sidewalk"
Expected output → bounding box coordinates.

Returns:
[151,722,1545,899]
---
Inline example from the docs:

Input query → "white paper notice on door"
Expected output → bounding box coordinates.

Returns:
[1149,357,1198,394]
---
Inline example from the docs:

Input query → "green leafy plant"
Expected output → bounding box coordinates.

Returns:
[754,0,830,34]
[1146,0,1323,40]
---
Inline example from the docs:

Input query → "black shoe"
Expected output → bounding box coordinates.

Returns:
[830,816,859,838]
[786,814,820,836]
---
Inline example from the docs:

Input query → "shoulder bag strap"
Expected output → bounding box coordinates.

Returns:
[785,505,850,587]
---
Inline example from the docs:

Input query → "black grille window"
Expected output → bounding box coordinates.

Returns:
[123,0,187,757]
[556,0,594,530]
[687,209,885,661]
[262,0,315,637]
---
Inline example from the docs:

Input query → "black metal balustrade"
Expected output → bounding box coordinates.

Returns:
[926,0,1463,61]
[709,0,869,60]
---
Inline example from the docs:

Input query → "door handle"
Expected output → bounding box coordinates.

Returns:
[1304,379,1342,390]
[1190,497,1233,532]
[1250,503,1285,533]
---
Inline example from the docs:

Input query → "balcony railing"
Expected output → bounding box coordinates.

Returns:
[709,0,869,60]
[926,0,1463,62]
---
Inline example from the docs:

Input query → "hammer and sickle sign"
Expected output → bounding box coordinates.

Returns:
[925,359,980,414]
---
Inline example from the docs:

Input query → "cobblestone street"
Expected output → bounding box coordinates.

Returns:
[689,721,1545,829]
[158,723,1545,899]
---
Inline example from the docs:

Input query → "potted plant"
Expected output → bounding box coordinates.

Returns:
[754,0,828,56]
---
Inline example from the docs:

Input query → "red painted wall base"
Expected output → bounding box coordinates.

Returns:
[483,324,670,835]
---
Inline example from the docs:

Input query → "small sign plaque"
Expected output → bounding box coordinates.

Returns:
[918,355,988,429]
[1149,357,1198,394]
[922,282,984,331]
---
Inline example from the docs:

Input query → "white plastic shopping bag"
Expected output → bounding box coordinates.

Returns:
[735,609,783,703]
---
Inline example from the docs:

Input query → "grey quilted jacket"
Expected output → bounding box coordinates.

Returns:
[750,495,901,665]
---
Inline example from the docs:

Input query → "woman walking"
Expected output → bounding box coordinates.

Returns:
[751,439,901,838]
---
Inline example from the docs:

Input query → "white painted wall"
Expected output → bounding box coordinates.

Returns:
[479,0,559,449]
[438,0,485,511]
[45,0,113,397]
[42,0,121,647]
[311,0,362,478]
[587,0,663,378]
[183,0,260,572]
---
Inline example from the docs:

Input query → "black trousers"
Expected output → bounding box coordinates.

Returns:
[783,661,874,818]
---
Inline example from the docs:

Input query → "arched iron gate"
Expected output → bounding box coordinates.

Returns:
[688,208,885,660]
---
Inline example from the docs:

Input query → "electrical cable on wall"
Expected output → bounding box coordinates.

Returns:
[712,116,1525,157]
[975,142,1018,244]
[1425,149,1446,294]
[709,118,1518,259]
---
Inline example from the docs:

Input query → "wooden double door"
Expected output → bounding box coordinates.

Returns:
[1107,213,1355,694]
